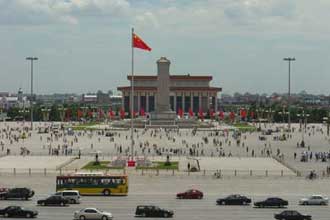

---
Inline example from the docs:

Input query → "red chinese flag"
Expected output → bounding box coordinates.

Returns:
[240,109,247,119]
[198,108,204,119]
[120,108,125,119]
[188,108,194,117]
[140,108,145,116]
[178,108,183,118]
[109,108,115,119]
[133,33,152,51]
[77,109,83,119]
[230,111,235,121]
[210,109,215,119]
[219,111,224,120]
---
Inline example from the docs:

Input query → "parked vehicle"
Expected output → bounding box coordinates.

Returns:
[74,208,113,220]
[0,206,38,218]
[216,194,251,205]
[254,197,288,208]
[299,195,328,205]
[176,189,203,199]
[0,188,34,200]
[55,190,81,204]
[274,210,312,220]
[37,195,69,206]
[135,205,173,218]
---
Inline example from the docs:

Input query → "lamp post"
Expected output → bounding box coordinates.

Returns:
[19,109,30,122]
[58,106,67,122]
[297,109,310,147]
[283,57,295,131]
[278,106,288,124]
[41,107,51,121]
[256,108,264,130]
[26,57,38,130]
[323,112,330,136]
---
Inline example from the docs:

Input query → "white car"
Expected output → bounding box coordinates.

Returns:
[299,195,328,205]
[74,208,113,220]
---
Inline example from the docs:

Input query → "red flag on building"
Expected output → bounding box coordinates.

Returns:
[140,108,145,117]
[230,111,235,121]
[209,109,215,119]
[198,108,204,120]
[240,109,247,119]
[188,108,194,117]
[219,111,224,120]
[133,33,152,51]
[108,108,115,119]
[178,108,183,118]
[120,108,125,119]
[250,111,255,119]
[77,109,83,119]
[88,110,93,118]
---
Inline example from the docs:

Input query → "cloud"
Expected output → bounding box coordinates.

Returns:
[0,0,130,25]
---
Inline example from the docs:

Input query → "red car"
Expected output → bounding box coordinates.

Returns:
[176,189,203,199]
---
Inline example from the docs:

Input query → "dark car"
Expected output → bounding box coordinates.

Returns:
[274,210,312,220]
[254,197,288,208]
[176,189,203,199]
[37,195,69,206]
[0,206,38,218]
[135,205,173,218]
[216,194,251,205]
[0,188,34,200]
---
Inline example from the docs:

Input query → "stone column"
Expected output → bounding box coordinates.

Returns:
[137,92,141,113]
[121,92,125,109]
[156,57,171,112]
[214,93,218,112]
[182,93,185,112]
[174,94,177,112]
[190,93,193,110]
[199,94,202,110]
[207,92,210,111]
[146,94,149,113]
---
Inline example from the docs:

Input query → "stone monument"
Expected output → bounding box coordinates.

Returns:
[151,57,176,120]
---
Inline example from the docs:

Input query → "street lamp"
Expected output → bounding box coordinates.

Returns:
[41,107,51,121]
[256,108,264,129]
[297,109,310,147]
[278,106,288,124]
[283,57,295,131]
[323,112,330,136]
[58,106,67,122]
[19,109,30,122]
[26,57,38,130]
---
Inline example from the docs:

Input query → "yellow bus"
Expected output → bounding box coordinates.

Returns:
[56,172,128,196]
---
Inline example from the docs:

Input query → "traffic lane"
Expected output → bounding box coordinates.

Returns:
[1,195,329,220]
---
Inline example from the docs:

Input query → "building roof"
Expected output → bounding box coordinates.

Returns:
[127,75,213,81]
[117,86,222,92]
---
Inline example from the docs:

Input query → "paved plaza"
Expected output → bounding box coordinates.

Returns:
[1,121,330,176]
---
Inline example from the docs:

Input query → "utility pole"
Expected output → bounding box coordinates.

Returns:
[283,57,295,131]
[26,57,38,130]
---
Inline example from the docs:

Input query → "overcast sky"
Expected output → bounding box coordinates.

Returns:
[0,0,330,95]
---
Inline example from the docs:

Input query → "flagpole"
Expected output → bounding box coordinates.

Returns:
[130,27,134,161]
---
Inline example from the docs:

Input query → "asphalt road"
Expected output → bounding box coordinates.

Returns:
[0,175,330,220]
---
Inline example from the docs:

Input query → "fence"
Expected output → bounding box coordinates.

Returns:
[0,167,300,178]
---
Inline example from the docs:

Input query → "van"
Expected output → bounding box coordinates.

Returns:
[55,190,80,204]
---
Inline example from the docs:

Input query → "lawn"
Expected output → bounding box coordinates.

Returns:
[136,161,179,170]
[71,122,101,131]
[82,161,124,170]
[233,123,257,132]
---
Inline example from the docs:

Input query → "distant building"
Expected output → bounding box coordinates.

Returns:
[118,57,222,113]
[82,94,97,104]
